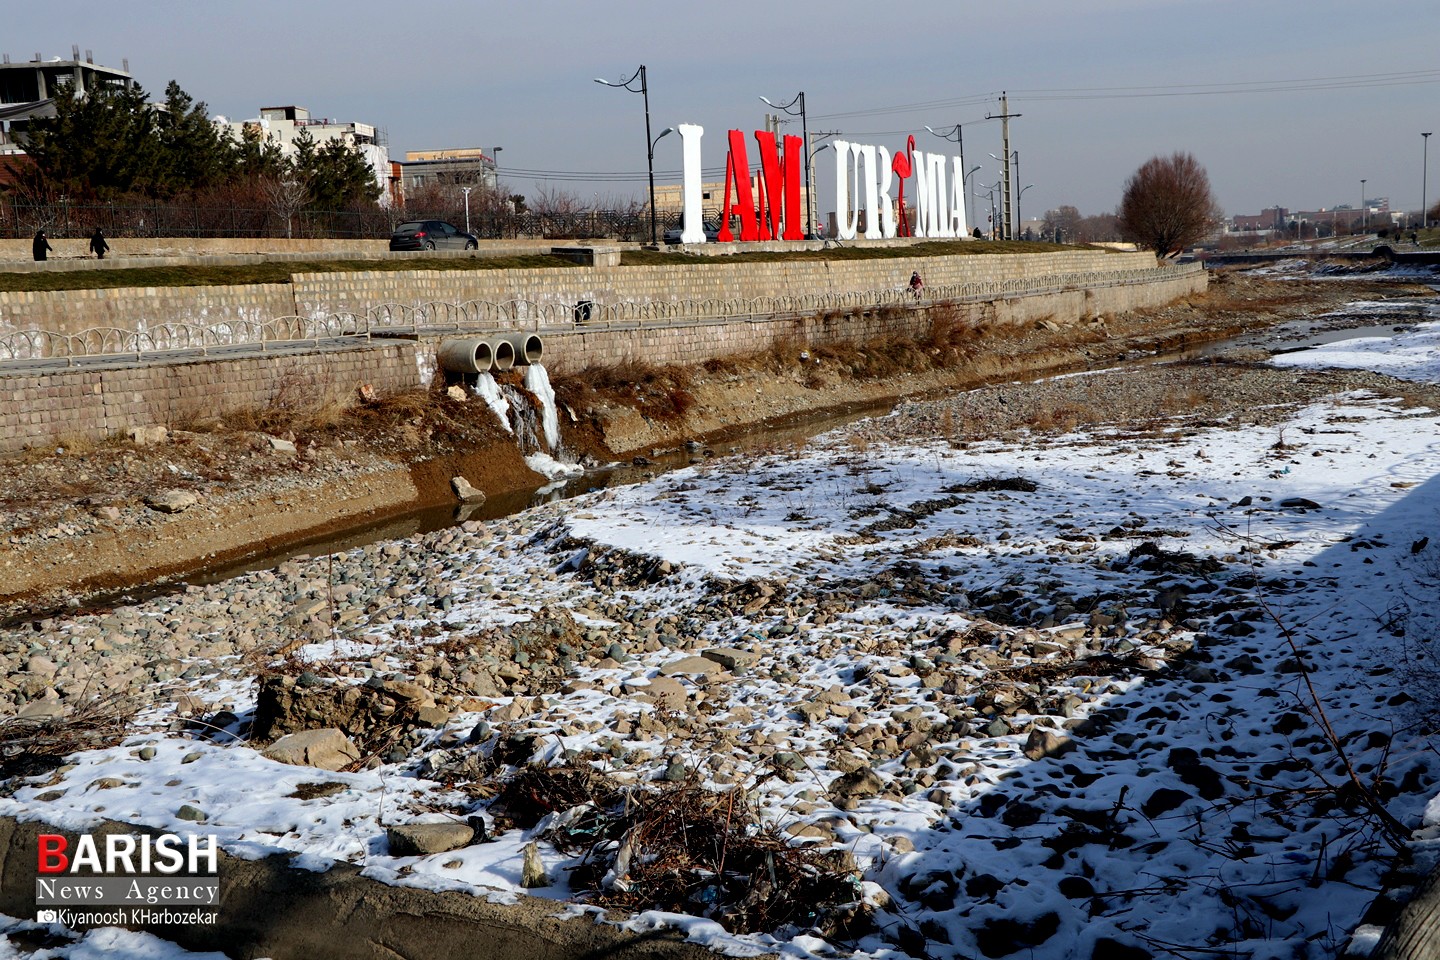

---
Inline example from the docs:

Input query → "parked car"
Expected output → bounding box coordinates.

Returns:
[662,220,722,244]
[389,220,478,251]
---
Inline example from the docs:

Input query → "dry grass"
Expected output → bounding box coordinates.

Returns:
[553,358,697,424]
[0,695,138,778]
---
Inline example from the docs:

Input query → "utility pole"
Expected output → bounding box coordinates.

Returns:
[986,92,1021,240]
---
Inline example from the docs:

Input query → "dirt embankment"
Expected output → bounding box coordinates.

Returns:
[0,270,1428,621]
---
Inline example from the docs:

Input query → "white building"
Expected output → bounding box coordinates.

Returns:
[216,105,390,203]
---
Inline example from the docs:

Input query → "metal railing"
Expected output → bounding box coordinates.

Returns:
[0,263,1203,365]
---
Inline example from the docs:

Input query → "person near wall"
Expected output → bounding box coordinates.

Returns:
[32,229,53,262]
[908,270,924,299]
[89,228,109,260]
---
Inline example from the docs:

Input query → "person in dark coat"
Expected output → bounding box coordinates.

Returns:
[88,228,109,260]
[33,229,53,262]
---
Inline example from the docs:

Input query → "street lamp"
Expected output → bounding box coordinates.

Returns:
[460,186,473,234]
[491,146,502,190]
[964,165,981,236]
[650,126,674,237]
[759,92,809,237]
[1424,132,1433,231]
[1360,178,1367,234]
[988,150,1019,238]
[595,65,661,245]
[1016,184,1034,239]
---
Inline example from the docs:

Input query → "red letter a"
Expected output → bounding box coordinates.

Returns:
[718,130,759,242]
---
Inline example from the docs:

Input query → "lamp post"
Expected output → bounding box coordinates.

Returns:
[1016,184,1034,239]
[595,65,660,245]
[460,186,473,234]
[1360,179,1367,234]
[759,92,809,237]
[649,127,674,238]
[808,135,838,238]
[1424,132,1433,231]
[491,146,502,190]
[964,165,981,236]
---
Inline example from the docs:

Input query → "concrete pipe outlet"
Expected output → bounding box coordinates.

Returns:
[499,332,544,366]
[437,338,496,375]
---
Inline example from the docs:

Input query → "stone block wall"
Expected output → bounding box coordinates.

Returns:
[291,250,1159,318]
[0,285,295,340]
[532,269,1206,375]
[0,343,418,455]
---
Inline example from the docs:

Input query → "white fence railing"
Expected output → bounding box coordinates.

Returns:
[0,263,1203,364]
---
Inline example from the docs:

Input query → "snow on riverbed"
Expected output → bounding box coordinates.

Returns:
[5,314,1440,958]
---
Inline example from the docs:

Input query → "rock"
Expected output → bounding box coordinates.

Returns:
[621,675,689,705]
[265,435,298,454]
[145,489,199,514]
[126,425,169,446]
[701,647,759,670]
[386,822,475,857]
[451,476,486,504]
[1022,727,1073,760]
[828,766,884,803]
[17,701,65,720]
[1279,497,1321,510]
[658,656,723,677]
[92,505,122,521]
[262,728,361,771]
[446,385,468,402]
[176,804,208,822]
[1141,786,1193,818]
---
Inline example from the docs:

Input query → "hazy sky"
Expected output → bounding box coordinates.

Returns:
[11,1,1440,222]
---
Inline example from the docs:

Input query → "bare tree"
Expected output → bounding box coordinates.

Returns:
[261,175,308,239]
[1042,205,1081,242]
[1116,152,1221,257]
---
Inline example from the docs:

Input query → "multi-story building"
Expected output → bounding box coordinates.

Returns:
[388,149,498,206]
[0,47,132,154]
[216,105,390,200]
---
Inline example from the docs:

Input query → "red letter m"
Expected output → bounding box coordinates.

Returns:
[753,132,803,241]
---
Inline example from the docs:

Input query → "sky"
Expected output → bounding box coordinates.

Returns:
[10,1,1440,223]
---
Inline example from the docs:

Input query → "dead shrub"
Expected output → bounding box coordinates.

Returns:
[553,358,696,425]
[0,696,137,778]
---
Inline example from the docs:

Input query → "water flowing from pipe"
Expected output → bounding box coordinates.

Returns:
[471,372,512,433]
[524,364,561,451]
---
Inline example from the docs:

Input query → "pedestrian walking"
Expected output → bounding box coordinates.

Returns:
[88,227,109,260]
[908,271,924,299]
[32,229,53,262]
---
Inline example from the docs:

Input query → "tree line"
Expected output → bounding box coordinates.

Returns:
[8,79,381,213]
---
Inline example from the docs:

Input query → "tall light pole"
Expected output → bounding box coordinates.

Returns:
[1424,132,1433,231]
[649,126,674,236]
[1360,178,1367,234]
[760,92,809,237]
[595,65,660,245]
[1016,184,1034,239]
[491,146,502,191]
[964,165,981,236]
[460,186,473,234]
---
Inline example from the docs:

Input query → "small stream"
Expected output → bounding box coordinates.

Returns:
[109,286,1440,599]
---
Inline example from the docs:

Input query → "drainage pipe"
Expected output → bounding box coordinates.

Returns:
[437,338,495,374]
[499,332,544,366]
[488,338,517,372]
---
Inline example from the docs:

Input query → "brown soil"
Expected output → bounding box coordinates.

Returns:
[0,269,1429,623]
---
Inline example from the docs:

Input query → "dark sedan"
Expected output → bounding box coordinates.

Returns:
[389,220,478,251]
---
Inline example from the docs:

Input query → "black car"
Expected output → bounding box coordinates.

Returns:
[662,220,722,244]
[389,220,478,251]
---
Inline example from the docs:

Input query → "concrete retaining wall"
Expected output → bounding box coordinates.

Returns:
[0,343,419,454]
[532,269,1205,375]
[1,249,1160,339]
[0,251,1205,455]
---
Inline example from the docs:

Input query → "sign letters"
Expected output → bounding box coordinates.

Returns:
[677,124,967,243]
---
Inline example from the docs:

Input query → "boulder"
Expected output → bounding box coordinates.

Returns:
[451,476,486,504]
[145,489,199,514]
[262,728,361,772]
[386,822,475,857]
